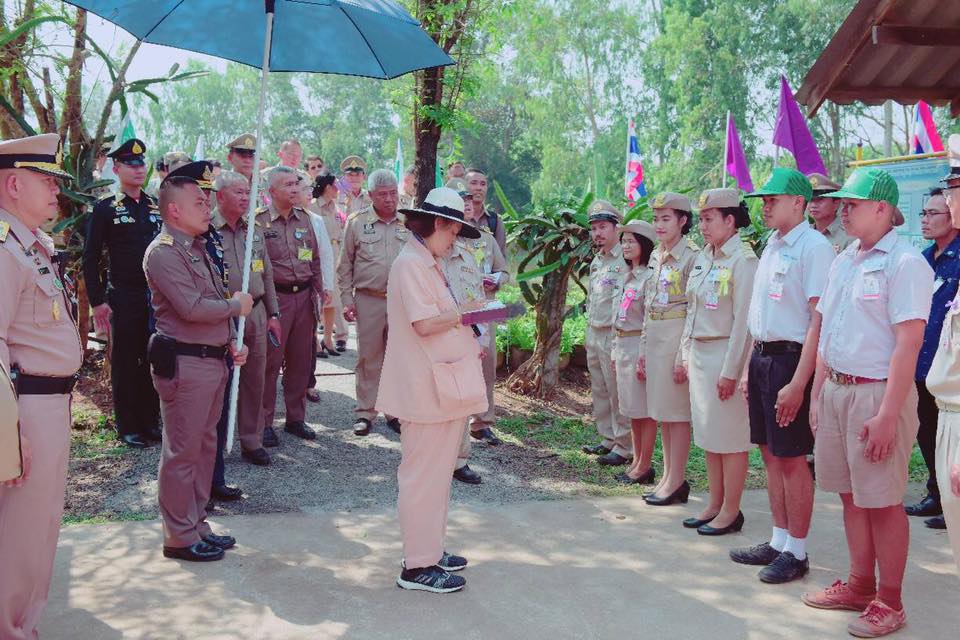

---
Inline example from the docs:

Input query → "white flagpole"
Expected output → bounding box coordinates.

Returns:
[624,119,632,199]
[722,111,731,188]
[226,6,274,454]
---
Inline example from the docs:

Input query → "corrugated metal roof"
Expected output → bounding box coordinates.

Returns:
[796,0,960,117]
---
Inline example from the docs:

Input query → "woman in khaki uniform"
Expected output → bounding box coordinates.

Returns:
[639,193,699,506]
[612,221,657,484]
[310,173,348,354]
[680,188,758,535]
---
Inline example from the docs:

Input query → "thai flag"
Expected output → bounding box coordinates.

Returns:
[624,120,646,206]
[913,100,944,154]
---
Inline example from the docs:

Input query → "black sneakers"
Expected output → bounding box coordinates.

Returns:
[437,552,468,572]
[758,551,809,584]
[396,565,466,593]
[730,541,781,566]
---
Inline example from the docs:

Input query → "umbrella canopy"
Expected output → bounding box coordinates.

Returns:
[65,0,454,78]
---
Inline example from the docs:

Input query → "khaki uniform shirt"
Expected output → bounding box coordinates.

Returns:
[337,208,409,307]
[613,266,653,333]
[820,215,852,253]
[682,233,758,379]
[255,205,324,294]
[0,209,83,376]
[143,225,239,346]
[442,242,486,305]
[640,237,700,364]
[337,188,372,219]
[210,211,279,316]
[310,196,343,247]
[928,289,960,420]
[587,244,628,329]
[477,206,507,257]
[461,229,508,299]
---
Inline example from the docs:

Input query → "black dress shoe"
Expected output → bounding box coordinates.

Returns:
[697,511,745,536]
[316,347,329,359]
[758,551,809,584]
[206,499,215,512]
[582,443,611,456]
[905,495,942,517]
[645,481,690,506]
[144,426,163,442]
[353,418,372,436]
[729,541,780,566]
[202,534,236,550]
[453,465,482,485]
[683,513,717,529]
[262,426,279,448]
[306,388,321,403]
[925,514,947,529]
[471,427,502,445]
[386,418,402,434]
[336,340,347,352]
[321,340,341,357]
[597,451,631,466]
[211,485,243,502]
[284,421,316,440]
[616,468,656,485]
[241,448,271,466]
[163,541,224,562]
[120,433,150,449]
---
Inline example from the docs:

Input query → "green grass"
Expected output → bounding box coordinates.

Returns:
[62,511,154,526]
[497,411,932,494]
[70,419,129,460]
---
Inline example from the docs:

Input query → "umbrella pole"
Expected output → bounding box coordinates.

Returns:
[225,5,275,454]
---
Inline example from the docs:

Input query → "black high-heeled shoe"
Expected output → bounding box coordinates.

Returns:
[645,480,690,506]
[321,340,341,357]
[697,511,745,536]
[617,467,656,485]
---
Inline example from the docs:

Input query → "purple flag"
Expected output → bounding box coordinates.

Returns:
[725,113,754,192]
[773,75,827,175]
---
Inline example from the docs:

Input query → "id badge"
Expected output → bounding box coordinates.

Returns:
[252,259,264,273]
[704,290,719,310]
[656,291,670,305]
[768,278,784,301]
[297,247,313,261]
[862,275,881,300]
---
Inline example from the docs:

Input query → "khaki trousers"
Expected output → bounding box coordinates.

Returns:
[238,303,268,451]
[456,419,472,470]
[155,356,228,547]
[0,394,70,640]
[263,289,315,426]
[585,325,631,457]
[354,291,389,421]
[937,409,960,575]
[471,327,497,430]
[398,419,464,569]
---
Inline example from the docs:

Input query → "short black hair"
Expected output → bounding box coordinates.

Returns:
[929,186,944,197]
[404,210,439,237]
[312,172,337,199]
[717,202,752,229]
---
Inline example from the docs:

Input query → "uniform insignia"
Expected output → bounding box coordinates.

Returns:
[158,234,174,246]
[591,202,603,213]
[0,220,8,242]
[741,240,758,259]
[809,175,819,187]
[698,194,708,208]
[52,300,61,321]
[653,194,666,208]
[38,266,50,275]
[190,255,201,263]
[472,240,483,250]
[243,136,254,147]
[294,228,305,240]
[686,238,700,251]
[363,223,375,234]
[149,215,158,223]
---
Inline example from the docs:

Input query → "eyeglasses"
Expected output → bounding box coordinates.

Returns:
[232,149,255,158]
[920,209,950,218]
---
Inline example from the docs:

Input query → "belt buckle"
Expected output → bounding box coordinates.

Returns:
[199,345,210,358]
[292,285,300,292]
[67,373,80,393]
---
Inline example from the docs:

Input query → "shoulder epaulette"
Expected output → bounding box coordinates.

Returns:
[686,238,701,251]
[157,233,174,246]
[255,206,269,215]
[741,240,758,259]
[0,220,9,243]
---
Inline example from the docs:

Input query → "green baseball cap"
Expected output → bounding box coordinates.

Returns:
[746,167,813,202]
[821,167,904,226]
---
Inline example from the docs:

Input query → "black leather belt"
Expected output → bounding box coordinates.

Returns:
[754,340,803,355]
[275,281,311,294]
[15,373,79,395]
[173,342,228,359]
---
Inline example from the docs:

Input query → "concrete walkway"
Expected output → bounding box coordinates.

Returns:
[43,490,958,639]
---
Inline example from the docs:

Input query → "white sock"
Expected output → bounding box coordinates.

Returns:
[783,535,807,561]
[770,527,788,552]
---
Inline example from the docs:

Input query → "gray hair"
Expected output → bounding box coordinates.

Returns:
[214,170,248,191]
[267,165,297,188]
[367,168,397,191]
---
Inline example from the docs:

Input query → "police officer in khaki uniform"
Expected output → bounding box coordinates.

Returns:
[213,170,281,465]
[582,200,632,465]
[145,167,253,562]
[0,134,83,639]
[337,155,373,218]
[448,178,508,445]
[226,133,258,182]
[807,172,851,252]
[257,166,325,443]
[681,188,757,535]
[465,168,506,256]
[339,169,409,435]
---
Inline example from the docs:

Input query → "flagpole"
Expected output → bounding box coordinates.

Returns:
[624,120,632,199]
[722,111,730,188]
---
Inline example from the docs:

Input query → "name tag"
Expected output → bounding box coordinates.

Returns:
[768,279,784,301]
[297,247,313,261]
[252,259,264,273]
[704,290,719,310]
[862,276,881,300]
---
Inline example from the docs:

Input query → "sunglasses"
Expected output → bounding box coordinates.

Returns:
[232,149,256,158]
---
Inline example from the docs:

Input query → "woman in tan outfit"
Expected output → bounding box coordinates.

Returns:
[310,173,347,355]
[680,188,758,535]
[612,221,657,484]
[639,193,700,505]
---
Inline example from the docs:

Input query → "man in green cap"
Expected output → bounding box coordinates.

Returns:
[730,168,836,584]
[801,168,933,638]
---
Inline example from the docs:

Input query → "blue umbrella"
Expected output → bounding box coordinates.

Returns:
[64,0,454,452]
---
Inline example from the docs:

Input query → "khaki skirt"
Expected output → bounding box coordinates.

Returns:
[689,338,753,454]
[645,316,691,422]
[613,334,648,419]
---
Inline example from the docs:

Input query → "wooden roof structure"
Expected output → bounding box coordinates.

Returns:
[796,0,960,117]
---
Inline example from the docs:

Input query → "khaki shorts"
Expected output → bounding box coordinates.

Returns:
[814,380,919,508]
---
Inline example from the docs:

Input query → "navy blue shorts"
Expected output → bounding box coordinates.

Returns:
[748,347,814,458]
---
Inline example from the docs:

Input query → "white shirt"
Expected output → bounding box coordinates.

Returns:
[748,222,835,343]
[817,229,934,379]
[307,211,334,292]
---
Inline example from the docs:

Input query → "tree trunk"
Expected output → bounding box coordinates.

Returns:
[413,64,443,203]
[506,262,575,398]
